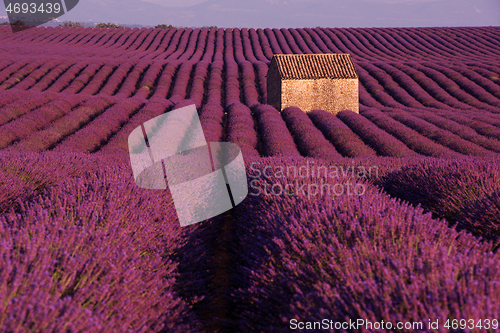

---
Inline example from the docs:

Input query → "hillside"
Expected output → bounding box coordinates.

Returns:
[0,25,499,332]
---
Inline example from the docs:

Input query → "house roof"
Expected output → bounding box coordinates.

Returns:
[270,53,358,80]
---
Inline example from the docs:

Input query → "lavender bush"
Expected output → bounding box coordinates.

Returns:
[228,156,500,332]
[0,152,204,332]
[381,157,500,246]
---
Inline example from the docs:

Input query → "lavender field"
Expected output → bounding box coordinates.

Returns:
[0,25,499,332]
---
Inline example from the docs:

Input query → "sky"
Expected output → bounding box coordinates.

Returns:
[0,0,499,28]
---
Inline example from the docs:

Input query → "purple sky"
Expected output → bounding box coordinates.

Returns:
[1,0,499,28]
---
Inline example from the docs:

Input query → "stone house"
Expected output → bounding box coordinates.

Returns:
[267,53,359,114]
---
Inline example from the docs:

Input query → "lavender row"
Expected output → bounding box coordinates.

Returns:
[356,29,410,59]
[255,28,274,60]
[241,28,267,63]
[308,109,377,157]
[154,29,184,60]
[357,65,402,107]
[358,82,384,108]
[113,61,151,99]
[163,28,193,61]
[407,108,500,154]
[385,109,497,156]
[150,61,181,100]
[338,28,385,59]
[168,61,195,105]
[100,98,174,154]
[79,61,121,96]
[199,103,225,143]
[358,62,422,107]
[182,28,212,62]
[325,28,367,59]
[294,28,322,53]
[427,27,499,61]
[204,61,224,106]
[10,96,116,152]
[280,28,304,54]
[97,60,137,96]
[0,60,46,90]
[0,95,87,149]
[0,91,58,126]
[423,62,500,108]
[239,61,260,108]
[54,97,146,153]
[393,63,474,109]
[271,28,293,54]
[8,59,64,91]
[360,108,459,157]
[1,27,498,62]
[281,106,341,160]
[337,110,416,157]
[232,28,247,64]
[302,28,332,53]
[142,28,175,58]
[262,28,284,54]
[225,103,260,160]
[433,111,500,141]
[29,61,77,92]
[408,63,499,112]
[198,28,217,63]
[224,61,241,106]
[115,28,151,52]
[448,64,500,100]
[212,28,225,62]
[62,62,105,95]
[0,59,32,85]
[177,28,204,62]
[372,62,452,109]
[186,61,210,108]
[253,104,300,157]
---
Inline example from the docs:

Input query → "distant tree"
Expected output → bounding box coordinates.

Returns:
[202,25,218,30]
[59,21,83,28]
[0,19,27,31]
[95,22,122,28]
[12,20,25,26]
[155,24,176,29]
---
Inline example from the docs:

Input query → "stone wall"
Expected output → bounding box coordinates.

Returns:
[268,78,359,114]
